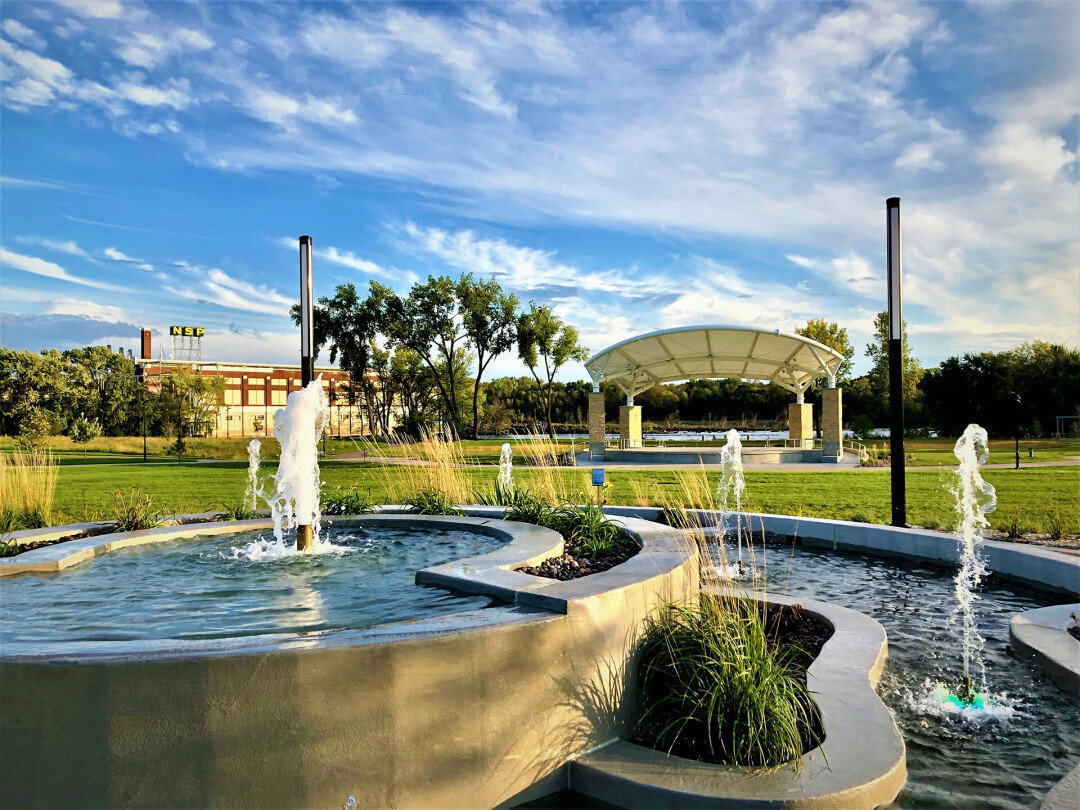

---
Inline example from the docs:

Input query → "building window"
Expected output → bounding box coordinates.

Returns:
[249,389,265,406]
[271,390,287,406]
[224,389,241,406]
[248,377,264,387]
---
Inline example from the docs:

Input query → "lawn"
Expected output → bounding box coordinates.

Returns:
[48,460,1079,538]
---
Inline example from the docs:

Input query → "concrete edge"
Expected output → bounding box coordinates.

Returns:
[1042,759,1080,810]
[602,506,1080,598]
[569,591,907,810]
[1009,603,1080,695]
[417,509,693,616]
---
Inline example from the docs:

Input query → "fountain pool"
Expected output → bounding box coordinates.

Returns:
[0,523,507,651]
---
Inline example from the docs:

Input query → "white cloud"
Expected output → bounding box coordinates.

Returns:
[46,297,129,322]
[115,78,192,109]
[165,266,293,317]
[14,235,89,257]
[116,29,213,69]
[2,19,47,50]
[0,175,65,189]
[52,0,123,20]
[103,246,153,271]
[0,247,125,291]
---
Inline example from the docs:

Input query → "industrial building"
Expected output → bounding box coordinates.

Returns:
[135,328,378,439]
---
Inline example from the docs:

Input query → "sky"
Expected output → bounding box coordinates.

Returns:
[1,0,1077,383]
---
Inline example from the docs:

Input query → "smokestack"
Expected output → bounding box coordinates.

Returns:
[141,329,152,360]
[128,349,134,361]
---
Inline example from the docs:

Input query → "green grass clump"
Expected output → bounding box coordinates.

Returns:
[110,489,164,532]
[405,488,465,516]
[321,486,377,516]
[636,594,821,769]
[213,500,260,521]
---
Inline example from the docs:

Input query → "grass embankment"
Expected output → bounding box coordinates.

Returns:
[44,462,1079,537]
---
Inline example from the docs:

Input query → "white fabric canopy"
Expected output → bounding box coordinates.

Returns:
[584,325,846,403]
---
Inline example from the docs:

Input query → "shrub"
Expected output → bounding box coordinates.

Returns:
[0,537,19,558]
[0,449,57,529]
[322,487,377,516]
[406,488,464,516]
[636,594,821,768]
[1005,508,1023,540]
[111,489,164,532]
[503,489,557,526]
[1045,504,1067,541]
[552,502,624,557]
[213,501,259,521]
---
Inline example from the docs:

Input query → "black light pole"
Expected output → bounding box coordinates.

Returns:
[299,235,314,388]
[1009,391,1021,469]
[886,197,906,527]
[298,235,315,551]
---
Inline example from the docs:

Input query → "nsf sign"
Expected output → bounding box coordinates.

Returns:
[170,326,205,338]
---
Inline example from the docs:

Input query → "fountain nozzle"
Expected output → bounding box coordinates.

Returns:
[960,674,973,703]
[297,524,314,552]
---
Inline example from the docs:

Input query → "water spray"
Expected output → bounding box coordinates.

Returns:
[950,424,996,705]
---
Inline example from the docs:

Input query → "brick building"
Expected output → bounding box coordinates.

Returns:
[136,329,382,439]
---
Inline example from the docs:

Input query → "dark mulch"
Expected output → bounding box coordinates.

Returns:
[765,603,833,684]
[516,536,640,580]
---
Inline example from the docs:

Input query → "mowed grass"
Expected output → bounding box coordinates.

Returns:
[49,461,1079,537]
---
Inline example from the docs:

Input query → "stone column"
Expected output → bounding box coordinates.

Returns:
[821,387,843,462]
[619,405,643,449]
[788,403,813,449]
[588,391,606,460]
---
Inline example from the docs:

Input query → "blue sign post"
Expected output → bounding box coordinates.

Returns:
[592,468,605,506]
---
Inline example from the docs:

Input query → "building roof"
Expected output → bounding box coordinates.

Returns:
[583,325,846,402]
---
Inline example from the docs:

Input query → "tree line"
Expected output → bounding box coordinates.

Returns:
[2,285,1076,443]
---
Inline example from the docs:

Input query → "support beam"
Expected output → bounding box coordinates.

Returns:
[822,387,843,463]
[619,405,642,449]
[588,391,606,460]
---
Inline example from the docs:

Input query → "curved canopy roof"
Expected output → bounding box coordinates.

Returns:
[584,325,846,402]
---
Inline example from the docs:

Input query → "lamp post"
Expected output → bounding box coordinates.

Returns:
[1009,391,1021,470]
[886,197,906,527]
[297,235,315,552]
[226,406,231,438]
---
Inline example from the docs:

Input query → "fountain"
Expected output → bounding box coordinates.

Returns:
[246,438,262,511]
[949,423,997,704]
[715,428,747,577]
[498,442,514,494]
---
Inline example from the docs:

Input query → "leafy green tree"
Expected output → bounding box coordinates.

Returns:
[516,303,589,438]
[456,273,518,439]
[0,348,70,435]
[865,311,922,409]
[61,346,138,435]
[796,319,854,390]
[16,409,52,450]
[69,414,102,458]
[383,276,470,434]
[157,368,224,439]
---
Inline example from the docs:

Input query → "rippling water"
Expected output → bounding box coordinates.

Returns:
[0,526,504,649]
[744,538,1080,809]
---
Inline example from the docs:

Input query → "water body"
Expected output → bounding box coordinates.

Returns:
[742,537,1079,809]
[0,526,505,648]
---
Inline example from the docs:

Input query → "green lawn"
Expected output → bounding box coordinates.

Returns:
[49,461,1079,537]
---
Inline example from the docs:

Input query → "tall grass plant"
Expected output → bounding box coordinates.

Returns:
[0,449,58,530]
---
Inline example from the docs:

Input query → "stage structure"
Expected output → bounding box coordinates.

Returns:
[583,326,848,464]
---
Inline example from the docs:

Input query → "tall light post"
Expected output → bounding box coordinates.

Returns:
[297,235,315,552]
[1009,391,1021,470]
[886,197,906,527]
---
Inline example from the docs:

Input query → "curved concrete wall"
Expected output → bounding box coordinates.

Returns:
[0,513,696,809]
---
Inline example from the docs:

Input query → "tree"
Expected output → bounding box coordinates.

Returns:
[516,303,589,438]
[61,346,138,435]
[157,368,224,440]
[69,414,102,459]
[384,276,471,434]
[796,319,854,390]
[865,311,922,409]
[291,281,391,436]
[456,273,519,439]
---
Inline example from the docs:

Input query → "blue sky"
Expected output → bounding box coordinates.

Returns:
[1,0,1077,381]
